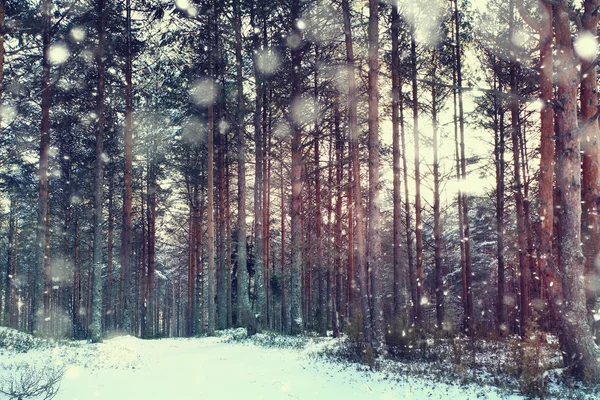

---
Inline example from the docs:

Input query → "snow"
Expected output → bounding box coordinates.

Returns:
[0,328,534,400]
[574,32,598,61]
[70,27,86,42]
[256,48,282,76]
[48,43,71,65]
[189,79,217,107]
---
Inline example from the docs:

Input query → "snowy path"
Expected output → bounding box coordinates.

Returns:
[1,332,522,400]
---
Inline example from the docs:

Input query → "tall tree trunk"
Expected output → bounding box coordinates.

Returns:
[105,183,114,331]
[33,0,52,336]
[263,130,271,329]
[581,0,600,340]
[44,200,51,334]
[495,78,507,334]
[233,0,251,332]
[207,99,215,336]
[313,46,326,336]
[411,28,424,327]
[140,184,147,338]
[145,163,157,338]
[289,0,304,335]
[367,0,384,350]
[341,0,371,341]
[195,195,204,333]
[454,0,473,333]
[4,198,15,325]
[206,0,216,336]
[226,142,233,328]
[553,2,600,383]
[251,5,266,331]
[217,104,227,330]
[303,167,311,329]
[121,0,134,333]
[451,10,467,334]
[401,81,416,325]
[188,184,198,335]
[12,221,18,329]
[0,0,5,135]
[280,157,288,333]
[263,71,272,328]
[521,127,538,302]
[432,72,444,330]
[342,0,355,325]
[90,0,106,343]
[6,201,18,327]
[347,161,354,324]
[326,126,334,332]
[72,211,82,338]
[509,0,529,335]
[390,4,403,322]
[334,98,343,337]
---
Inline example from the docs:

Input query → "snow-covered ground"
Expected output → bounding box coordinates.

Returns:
[0,327,592,399]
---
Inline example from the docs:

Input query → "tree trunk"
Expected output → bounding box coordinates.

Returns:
[206,0,216,336]
[411,28,424,327]
[33,0,52,336]
[313,46,326,336]
[334,98,343,337]
[4,198,15,325]
[366,0,384,351]
[263,71,272,329]
[327,126,334,332]
[581,0,600,341]
[401,80,416,325]
[0,0,5,136]
[281,157,288,333]
[553,2,600,383]
[495,77,507,334]
[509,0,529,335]
[195,196,204,333]
[105,183,114,331]
[390,5,403,322]
[226,145,233,328]
[72,211,83,338]
[233,0,251,333]
[207,98,215,336]
[289,0,304,335]
[341,0,371,342]
[90,0,106,343]
[454,0,473,333]
[251,5,266,331]
[120,0,134,334]
[432,72,444,330]
[217,101,227,330]
[145,163,157,338]
[140,184,147,338]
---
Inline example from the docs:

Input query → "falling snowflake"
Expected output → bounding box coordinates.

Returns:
[574,31,598,61]
[48,43,70,65]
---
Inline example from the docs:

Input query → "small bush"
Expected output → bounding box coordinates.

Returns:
[515,318,549,399]
[0,362,65,400]
[384,318,425,359]
[448,335,465,367]
[0,329,47,353]
[339,313,374,363]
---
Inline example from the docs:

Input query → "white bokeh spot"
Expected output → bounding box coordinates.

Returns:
[48,43,71,65]
[190,79,217,106]
[575,31,598,61]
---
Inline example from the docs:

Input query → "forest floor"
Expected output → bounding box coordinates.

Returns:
[0,327,597,399]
